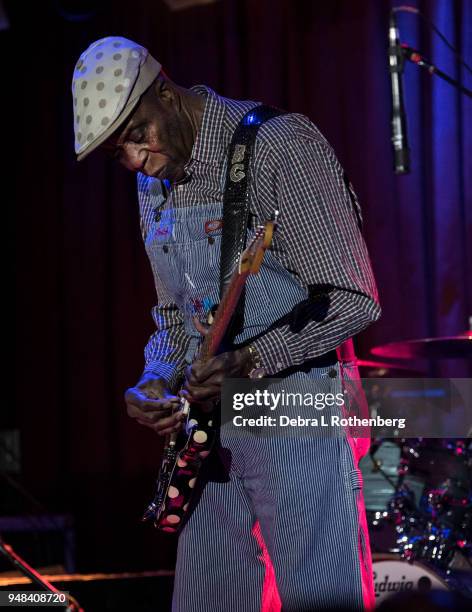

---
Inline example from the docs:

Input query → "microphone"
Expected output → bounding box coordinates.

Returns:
[388,11,410,174]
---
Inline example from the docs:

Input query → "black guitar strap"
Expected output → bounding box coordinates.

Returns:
[219,105,286,340]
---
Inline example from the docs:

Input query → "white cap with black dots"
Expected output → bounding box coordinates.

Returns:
[72,36,161,161]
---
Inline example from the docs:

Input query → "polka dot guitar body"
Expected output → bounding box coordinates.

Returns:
[143,408,216,533]
[142,216,278,533]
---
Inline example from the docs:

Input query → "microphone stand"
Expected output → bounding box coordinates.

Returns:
[401,44,472,98]
[0,535,83,612]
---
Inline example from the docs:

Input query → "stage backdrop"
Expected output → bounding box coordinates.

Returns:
[11,0,471,572]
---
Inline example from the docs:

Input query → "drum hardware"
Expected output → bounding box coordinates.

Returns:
[363,438,471,575]
[363,331,471,583]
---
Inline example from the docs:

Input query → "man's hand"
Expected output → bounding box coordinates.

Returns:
[182,346,253,408]
[125,372,182,436]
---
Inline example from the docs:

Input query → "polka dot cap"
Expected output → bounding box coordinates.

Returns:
[71,36,161,160]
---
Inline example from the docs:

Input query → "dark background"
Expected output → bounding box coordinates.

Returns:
[8,0,471,573]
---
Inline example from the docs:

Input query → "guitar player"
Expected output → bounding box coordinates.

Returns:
[72,36,381,612]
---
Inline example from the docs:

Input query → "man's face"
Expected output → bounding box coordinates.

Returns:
[102,81,194,183]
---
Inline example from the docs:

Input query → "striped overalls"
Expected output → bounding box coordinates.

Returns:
[143,193,374,611]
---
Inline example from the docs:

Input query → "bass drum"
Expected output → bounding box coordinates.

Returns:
[372,555,449,607]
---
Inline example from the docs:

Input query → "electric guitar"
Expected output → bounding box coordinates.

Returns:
[142,214,278,532]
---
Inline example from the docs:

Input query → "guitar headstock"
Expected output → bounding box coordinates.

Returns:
[239,211,279,275]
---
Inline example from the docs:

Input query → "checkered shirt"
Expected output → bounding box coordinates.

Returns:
[137,86,381,379]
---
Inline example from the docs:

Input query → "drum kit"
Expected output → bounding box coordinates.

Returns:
[359,330,472,606]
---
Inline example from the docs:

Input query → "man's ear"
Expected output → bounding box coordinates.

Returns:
[154,75,177,108]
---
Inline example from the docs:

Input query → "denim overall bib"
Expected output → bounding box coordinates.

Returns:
[143,183,371,611]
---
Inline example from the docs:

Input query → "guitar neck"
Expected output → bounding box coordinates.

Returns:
[198,267,248,361]
[194,217,275,363]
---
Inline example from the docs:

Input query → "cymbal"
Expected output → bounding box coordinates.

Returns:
[371,331,472,360]
[356,359,423,377]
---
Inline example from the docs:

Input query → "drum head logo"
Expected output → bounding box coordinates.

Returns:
[373,560,447,605]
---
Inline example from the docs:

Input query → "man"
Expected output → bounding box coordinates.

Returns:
[72,36,380,611]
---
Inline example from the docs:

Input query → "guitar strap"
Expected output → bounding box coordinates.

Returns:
[218,105,361,376]
[220,105,286,341]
